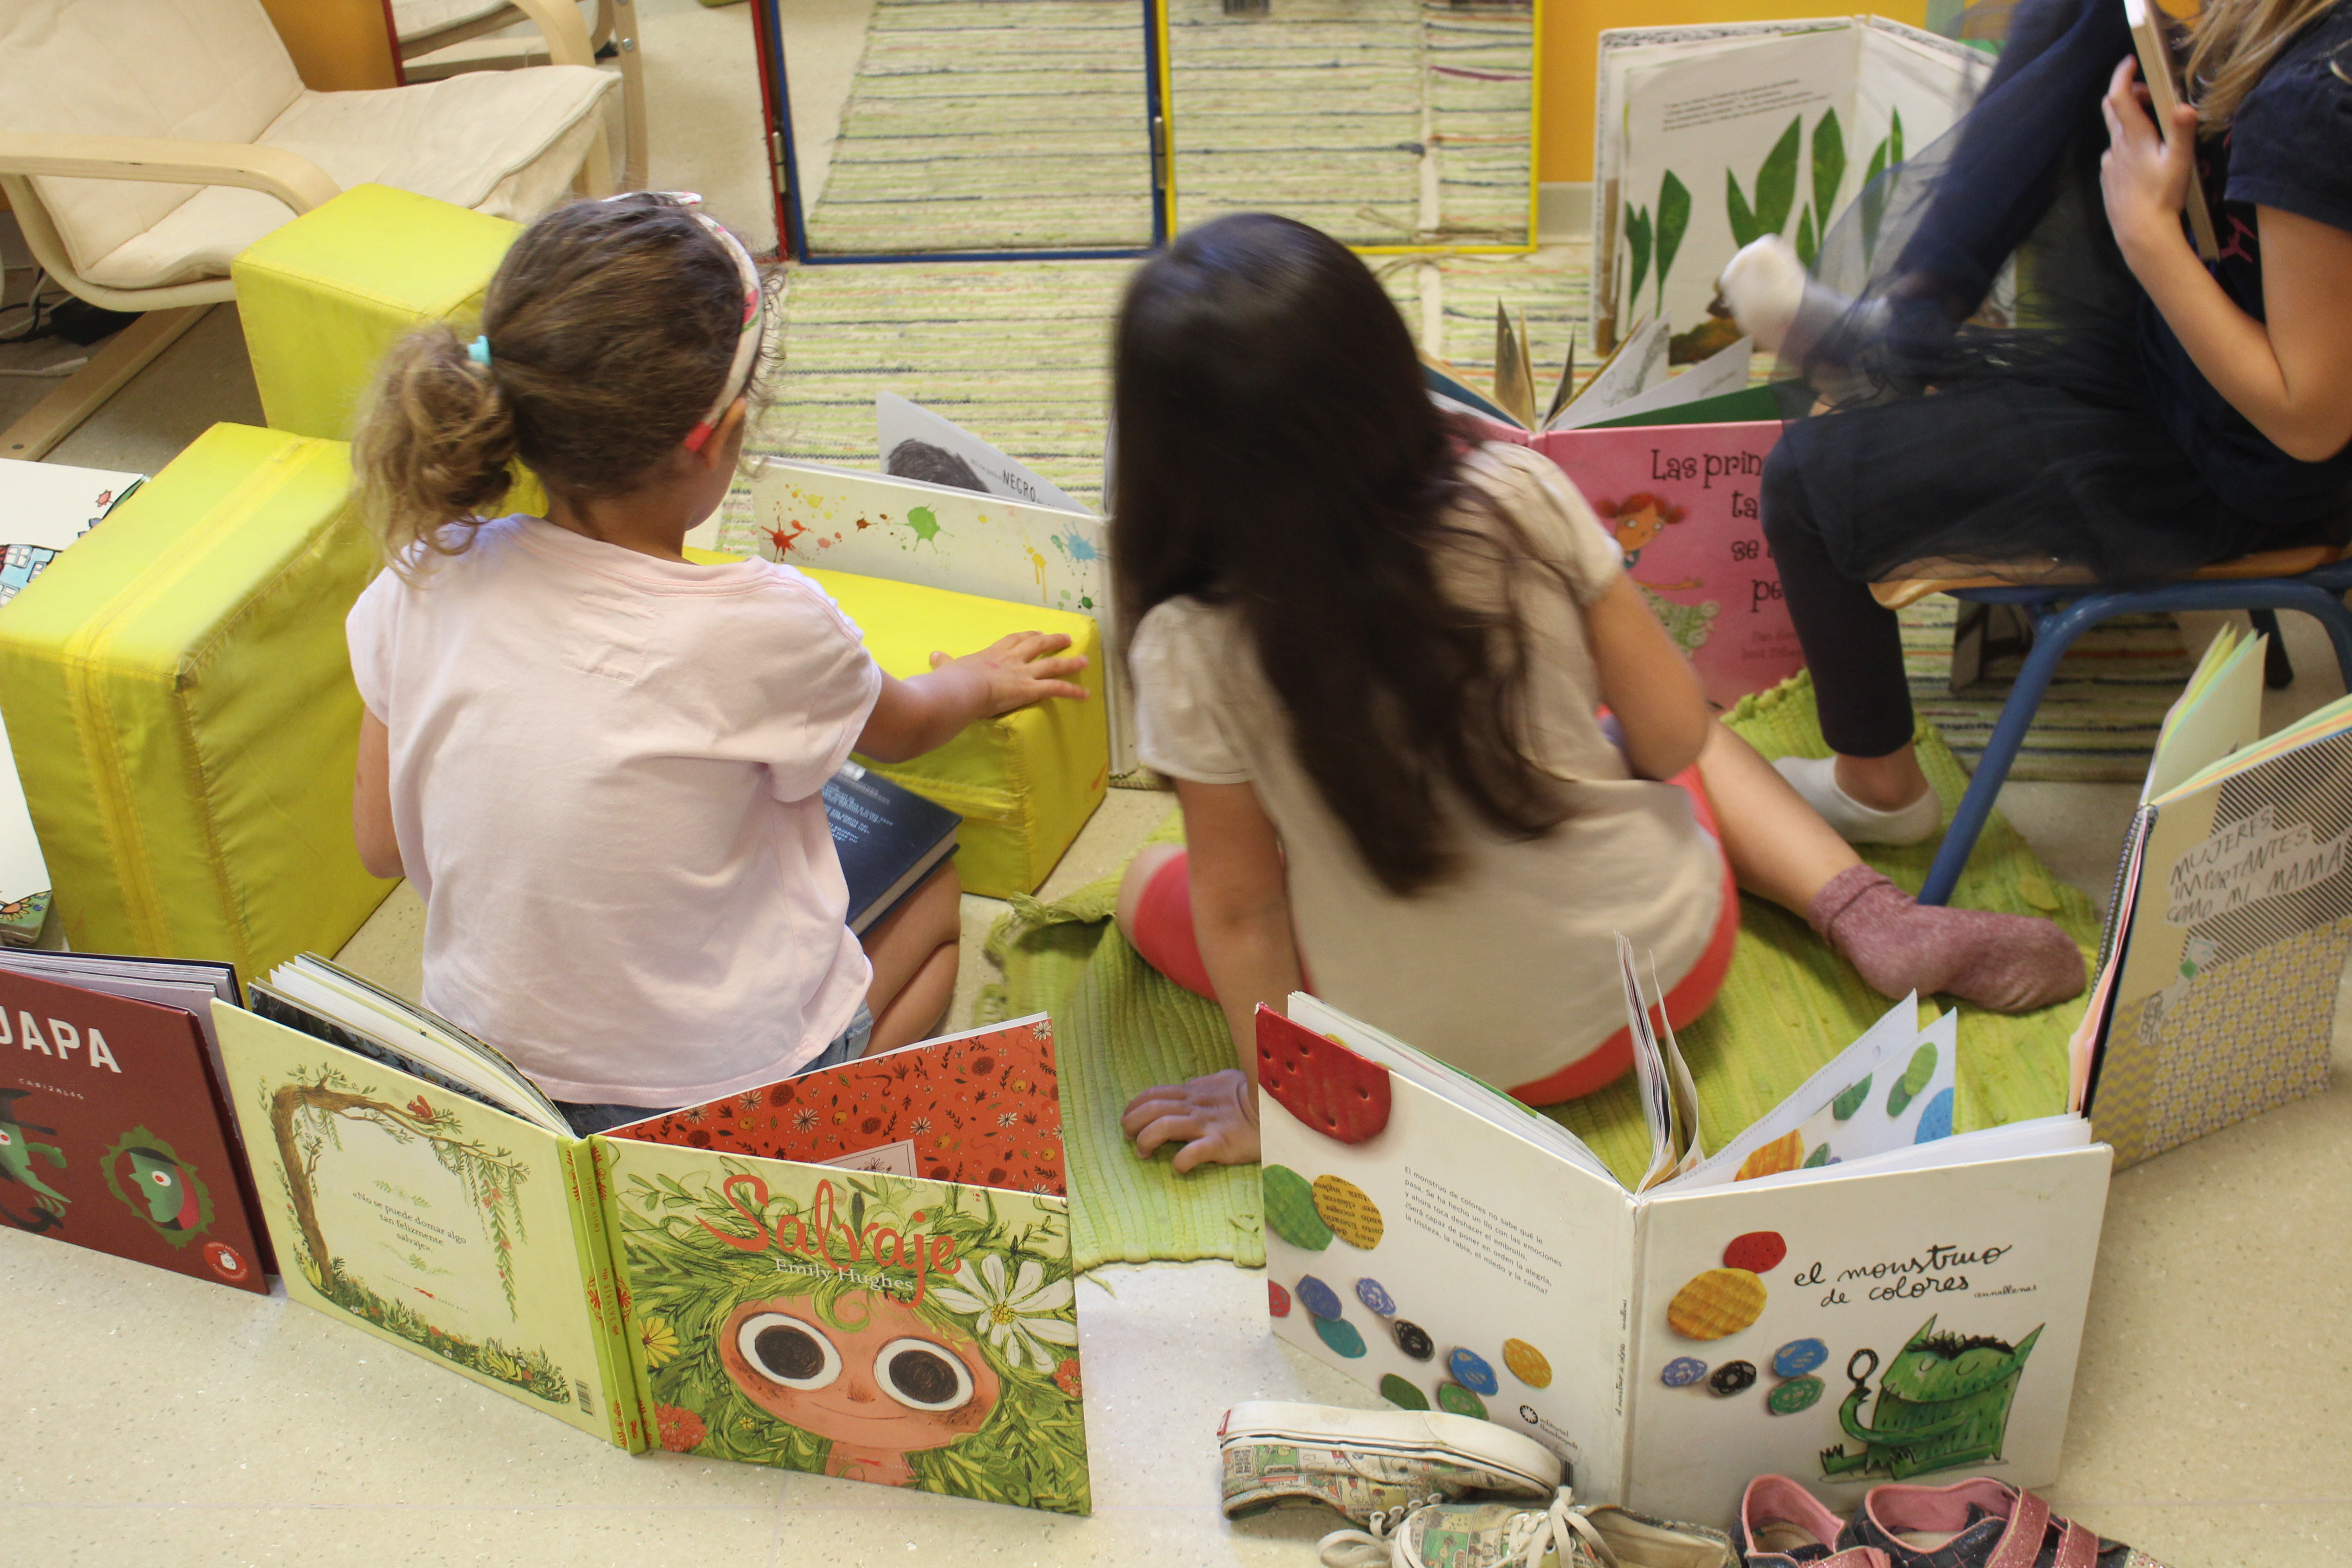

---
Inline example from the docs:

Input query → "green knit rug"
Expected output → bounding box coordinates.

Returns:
[979,673,2102,1269]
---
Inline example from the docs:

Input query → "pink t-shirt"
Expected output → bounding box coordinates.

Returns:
[346,517,884,1105]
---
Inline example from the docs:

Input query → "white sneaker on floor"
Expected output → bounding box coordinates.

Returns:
[1774,755,1943,846]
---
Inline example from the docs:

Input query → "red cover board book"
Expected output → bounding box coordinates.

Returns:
[616,1016,1065,1196]
[0,967,270,1292]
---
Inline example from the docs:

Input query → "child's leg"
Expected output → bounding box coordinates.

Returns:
[860,863,961,1054]
[1698,723,2086,1012]
[1114,843,1219,999]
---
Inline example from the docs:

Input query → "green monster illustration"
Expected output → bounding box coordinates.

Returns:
[0,1087,69,1234]
[1819,1315,2043,1481]
[104,1132,211,1241]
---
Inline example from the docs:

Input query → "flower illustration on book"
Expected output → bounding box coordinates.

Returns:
[1053,1358,1082,1401]
[639,1314,681,1368]
[656,1403,708,1452]
[931,1251,1079,1372]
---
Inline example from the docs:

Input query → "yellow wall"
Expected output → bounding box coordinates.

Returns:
[257,0,402,91]
[1540,0,1933,182]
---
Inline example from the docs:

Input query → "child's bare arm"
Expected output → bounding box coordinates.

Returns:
[855,631,1089,762]
[353,709,404,880]
[1119,777,1297,1171]
[2103,58,2352,462]
[1585,574,1714,780]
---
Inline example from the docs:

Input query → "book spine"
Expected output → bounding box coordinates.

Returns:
[591,1137,661,1452]
[564,1139,646,1452]
[2093,806,2156,974]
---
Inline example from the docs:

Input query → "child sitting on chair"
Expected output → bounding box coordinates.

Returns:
[345,193,1088,1136]
[1105,214,2085,1172]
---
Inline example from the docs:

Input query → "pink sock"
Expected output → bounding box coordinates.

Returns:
[1807,866,2087,1014]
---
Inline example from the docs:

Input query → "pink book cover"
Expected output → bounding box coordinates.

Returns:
[1471,418,1803,710]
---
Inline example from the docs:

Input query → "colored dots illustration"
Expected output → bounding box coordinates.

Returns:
[1393,1320,1435,1361]
[1503,1338,1553,1389]
[1832,1075,1872,1120]
[1296,1275,1343,1320]
[1773,1338,1828,1378]
[1355,1278,1396,1316]
[1721,1231,1788,1275]
[1269,1282,1291,1318]
[1660,1357,1708,1388]
[1709,1361,1757,1396]
[1262,1165,1333,1251]
[1768,1375,1825,1415]
[1381,1374,1430,1411]
[1914,1086,1955,1143]
[1736,1131,1806,1181]
[1315,1313,1368,1358]
[1312,1174,1385,1249]
[1886,1042,1938,1117]
[1667,1267,1768,1341]
[1436,1382,1488,1420]
[1448,1348,1499,1396]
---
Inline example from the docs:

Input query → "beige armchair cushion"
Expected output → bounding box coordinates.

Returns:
[1,0,614,293]
[393,0,526,39]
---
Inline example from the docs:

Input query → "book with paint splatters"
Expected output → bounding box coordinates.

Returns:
[2075,627,2352,1167]
[722,398,1133,772]
[0,953,269,1292]
[1256,945,2108,1529]
[215,970,1088,1512]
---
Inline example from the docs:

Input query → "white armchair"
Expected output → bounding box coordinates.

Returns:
[0,0,618,456]
[395,0,647,191]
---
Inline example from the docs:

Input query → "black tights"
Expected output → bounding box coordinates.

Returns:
[1760,434,1917,759]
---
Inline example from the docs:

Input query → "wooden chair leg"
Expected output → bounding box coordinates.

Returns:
[0,305,210,461]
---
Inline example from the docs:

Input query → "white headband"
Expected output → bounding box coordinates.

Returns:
[615,191,765,453]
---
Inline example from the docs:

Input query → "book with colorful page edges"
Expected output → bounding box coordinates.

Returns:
[216,972,1087,1513]
[0,958,269,1292]
[1255,951,2108,1529]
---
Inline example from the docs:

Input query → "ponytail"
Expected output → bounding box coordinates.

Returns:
[354,325,522,568]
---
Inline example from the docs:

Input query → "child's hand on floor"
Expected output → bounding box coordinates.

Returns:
[929,632,1091,716]
[1121,1067,1260,1171]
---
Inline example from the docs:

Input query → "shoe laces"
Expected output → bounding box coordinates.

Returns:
[1316,1489,1624,1568]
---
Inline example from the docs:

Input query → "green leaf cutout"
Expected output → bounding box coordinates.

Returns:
[1811,108,1846,229]
[1891,107,1905,169]
[1833,1075,1872,1121]
[1655,171,1691,316]
[1754,116,1802,236]
[1860,137,1891,260]
[1803,1141,1834,1168]
[1625,203,1654,319]
[1726,173,1759,249]
[1795,206,1818,268]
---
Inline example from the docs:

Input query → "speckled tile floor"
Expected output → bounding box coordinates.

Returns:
[5,2,2349,1562]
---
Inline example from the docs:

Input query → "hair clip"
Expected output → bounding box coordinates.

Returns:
[466,336,493,367]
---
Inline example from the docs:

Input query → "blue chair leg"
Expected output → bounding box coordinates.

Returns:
[2247,608,2294,689]
[1918,593,2117,907]
[2271,580,2352,691]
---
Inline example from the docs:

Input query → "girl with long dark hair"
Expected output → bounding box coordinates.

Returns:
[1104,213,2085,1171]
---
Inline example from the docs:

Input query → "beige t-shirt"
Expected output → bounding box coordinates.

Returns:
[1129,442,1724,1089]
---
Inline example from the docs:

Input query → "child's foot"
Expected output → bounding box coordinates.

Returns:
[1808,866,2086,1014]
[1774,755,1942,846]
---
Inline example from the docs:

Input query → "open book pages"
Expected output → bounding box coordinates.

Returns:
[876,391,1086,514]
[2145,623,2267,801]
[250,954,571,1135]
[1430,317,1754,436]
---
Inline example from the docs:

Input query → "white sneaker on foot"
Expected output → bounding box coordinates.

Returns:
[1774,755,1943,846]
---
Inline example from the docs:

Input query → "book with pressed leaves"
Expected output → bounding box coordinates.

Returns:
[1254,941,2110,1529]
[216,955,1089,1512]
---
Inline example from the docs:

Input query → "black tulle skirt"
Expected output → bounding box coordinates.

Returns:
[1771,0,2352,586]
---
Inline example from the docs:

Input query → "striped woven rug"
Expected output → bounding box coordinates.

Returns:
[1899,594,2193,782]
[799,0,1531,257]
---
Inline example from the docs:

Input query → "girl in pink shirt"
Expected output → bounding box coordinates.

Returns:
[346,194,1085,1134]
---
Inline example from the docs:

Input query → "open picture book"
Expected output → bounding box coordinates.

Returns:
[2074,625,2352,1167]
[216,956,1089,1513]
[1422,320,1802,709]
[1256,944,2109,1529]
[717,397,1130,773]
[1591,16,1990,356]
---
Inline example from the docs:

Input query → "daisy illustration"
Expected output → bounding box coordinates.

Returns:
[791,1107,819,1132]
[997,1111,1021,1127]
[931,1253,1078,1372]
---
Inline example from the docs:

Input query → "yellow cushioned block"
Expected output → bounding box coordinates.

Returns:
[0,424,395,981]
[235,183,519,441]
[686,551,1108,897]
[815,568,1108,899]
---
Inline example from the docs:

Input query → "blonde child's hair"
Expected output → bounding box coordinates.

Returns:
[353,192,774,564]
[2189,0,2345,127]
